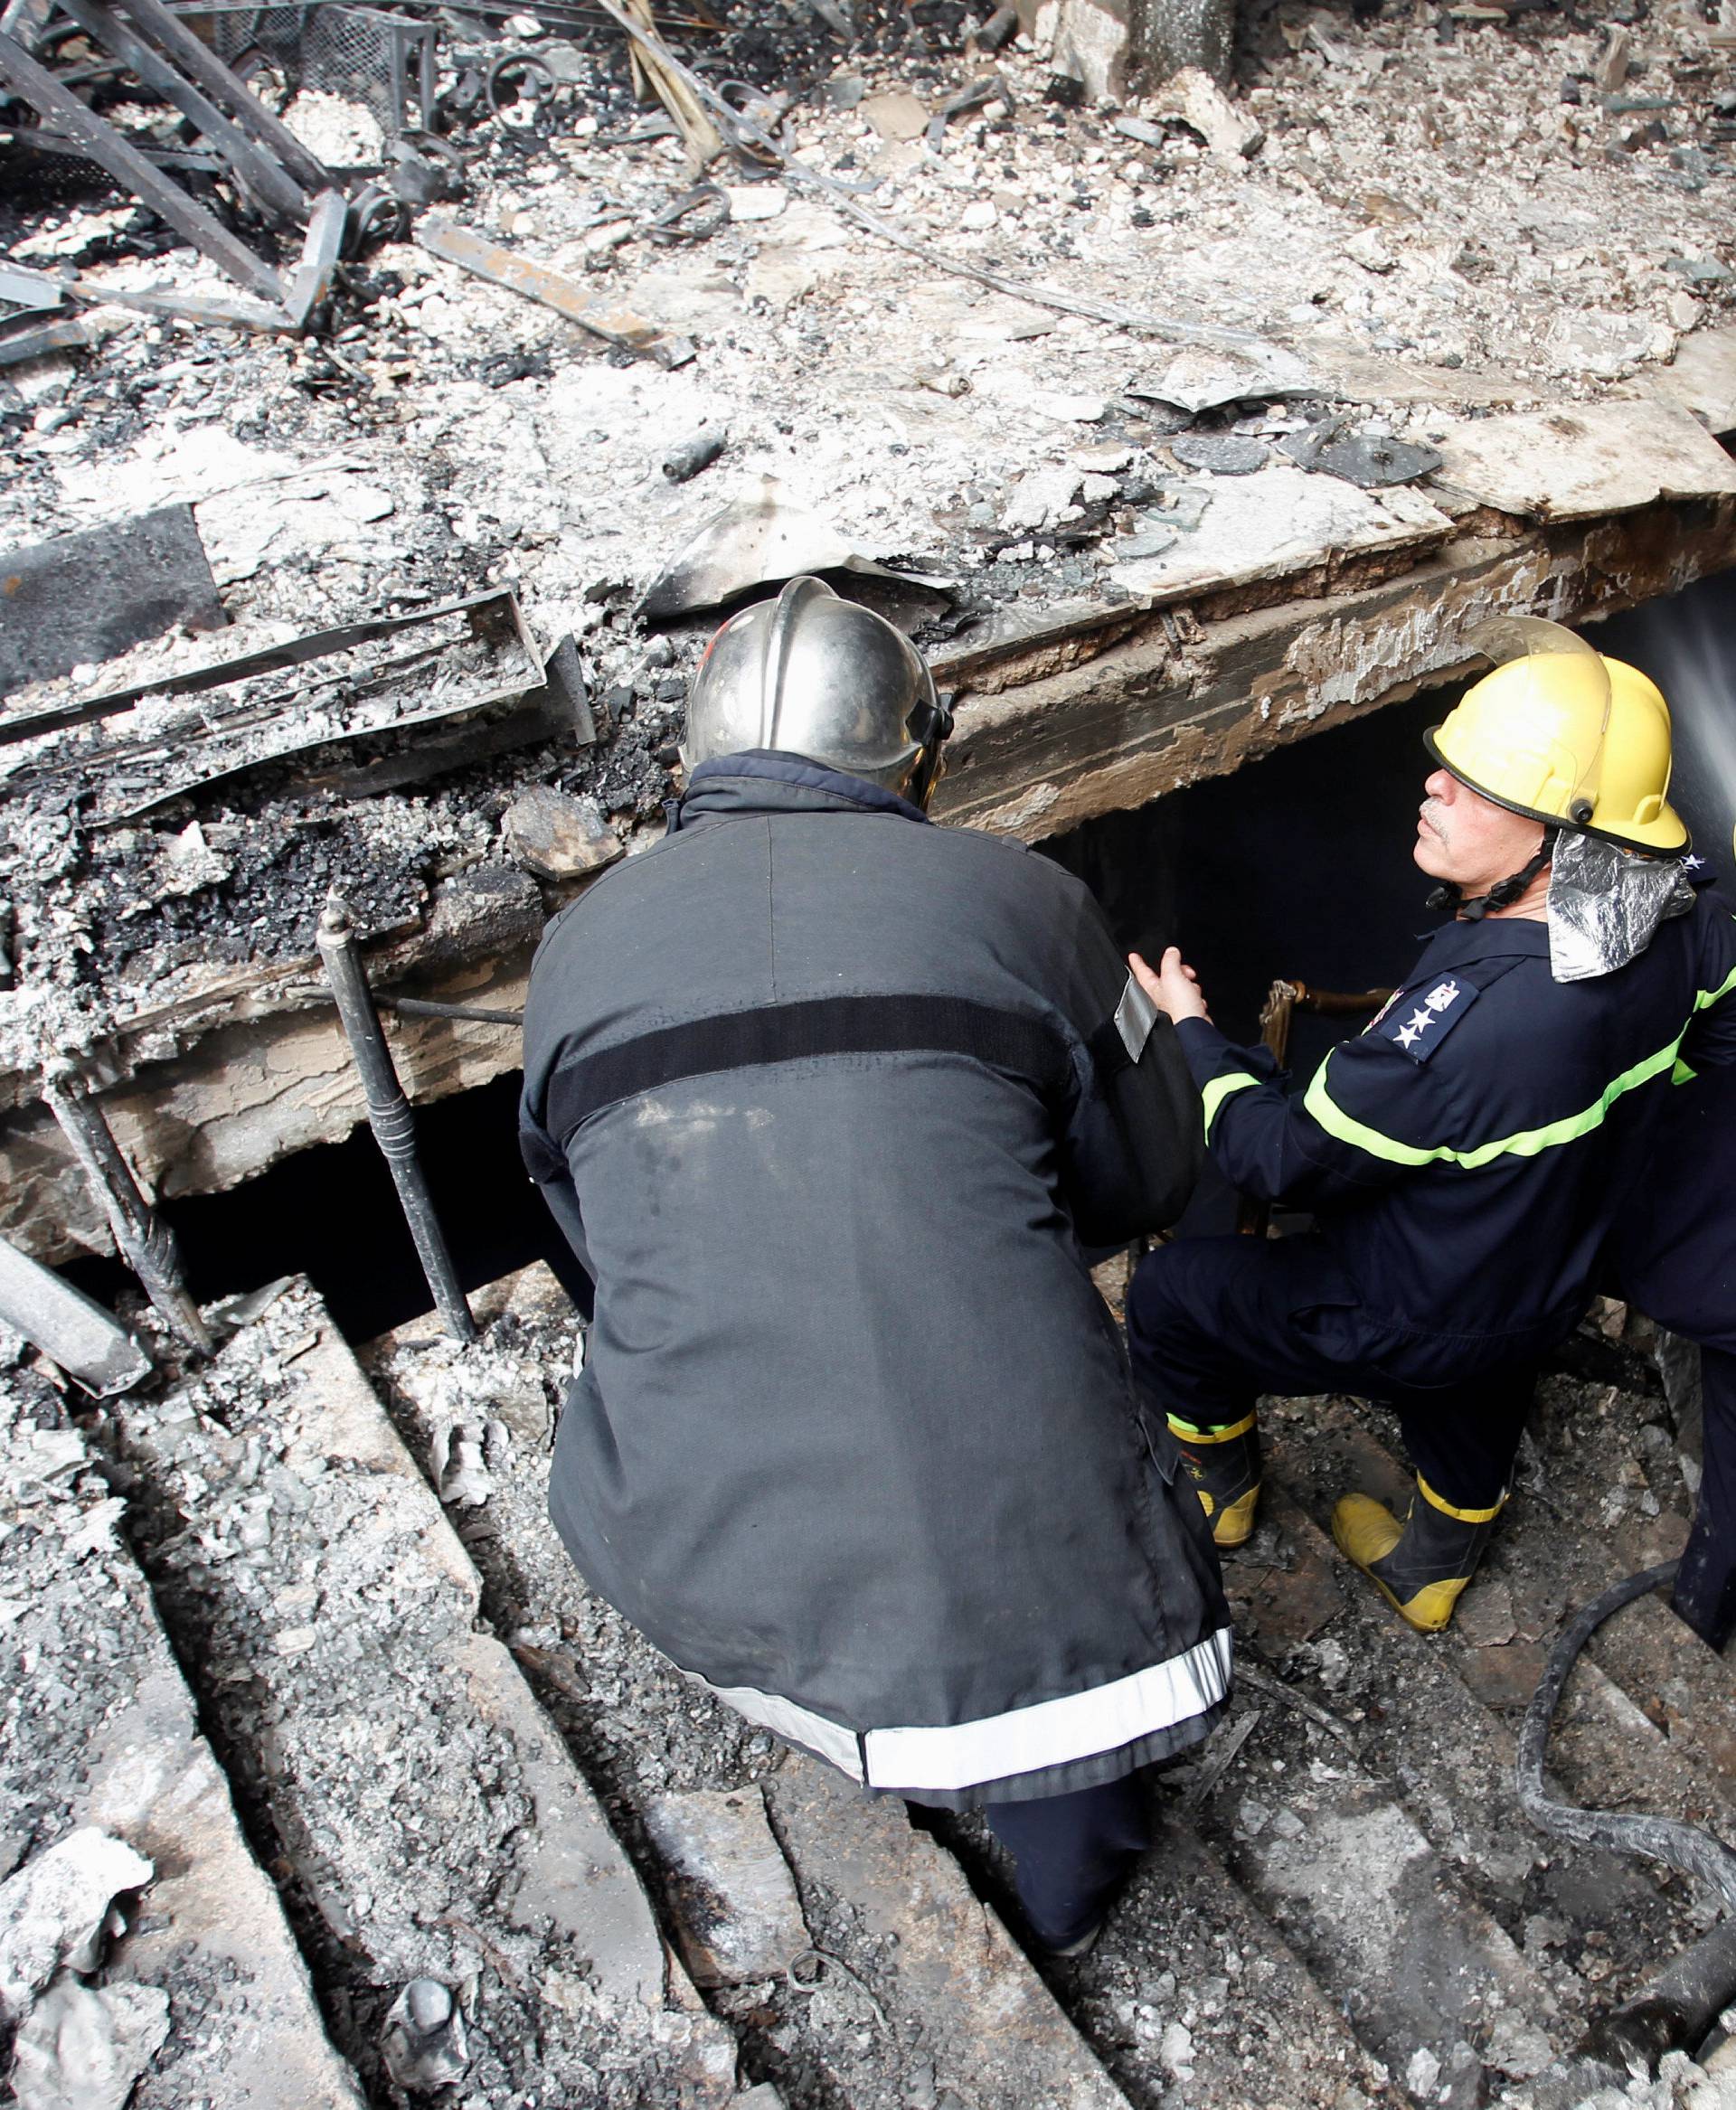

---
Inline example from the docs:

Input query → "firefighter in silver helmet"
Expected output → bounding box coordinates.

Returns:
[521,576,1223,1957]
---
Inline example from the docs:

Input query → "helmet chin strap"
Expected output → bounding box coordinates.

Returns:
[1427,826,1559,923]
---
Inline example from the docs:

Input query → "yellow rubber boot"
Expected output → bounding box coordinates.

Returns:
[1166,1412,1261,1550]
[1331,1475,1504,1634]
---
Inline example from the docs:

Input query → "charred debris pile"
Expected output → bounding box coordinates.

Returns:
[3,0,1735,1077]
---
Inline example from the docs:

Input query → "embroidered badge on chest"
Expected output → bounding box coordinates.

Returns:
[1379,975,1480,1062]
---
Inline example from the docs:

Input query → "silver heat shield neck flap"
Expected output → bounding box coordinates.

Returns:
[1546,831,1695,984]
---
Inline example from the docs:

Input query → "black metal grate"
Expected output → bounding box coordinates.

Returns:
[205,1,433,135]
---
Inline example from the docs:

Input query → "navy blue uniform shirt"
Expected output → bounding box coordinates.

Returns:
[1175,890,1736,1345]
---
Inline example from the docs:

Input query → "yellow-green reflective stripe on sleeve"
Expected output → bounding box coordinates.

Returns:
[1302,1028,1693,1172]
[1697,960,1736,1012]
[1201,1071,1261,1142]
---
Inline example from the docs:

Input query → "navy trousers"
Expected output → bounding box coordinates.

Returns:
[1127,1234,1553,1510]
[984,1771,1151,1951]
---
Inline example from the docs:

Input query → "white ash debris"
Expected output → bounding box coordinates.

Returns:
[0,1829,153,2027]
[100,1281,722,2106]
[280,91,388,172]
[2,0,1731,1092]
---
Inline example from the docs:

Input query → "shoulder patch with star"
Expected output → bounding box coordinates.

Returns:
[1373,972,1482,1063]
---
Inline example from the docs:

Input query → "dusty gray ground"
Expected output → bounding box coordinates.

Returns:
[361,1265,1736,2110]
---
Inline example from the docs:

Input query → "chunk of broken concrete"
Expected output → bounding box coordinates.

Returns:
[643,1787,808,1987]
[502,787,623,882]
[1001,465,1083,532]
[417,864,544,969]
[1152,68,1263,160]
[862,89,929,141]
[0,1831,153,2024]
[10,1977,171,2110]
[724,184,788,223]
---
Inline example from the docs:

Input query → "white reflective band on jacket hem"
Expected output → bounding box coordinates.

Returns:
[705,1682,866,1781]
[864,1628,1233,1793]
[705,1628,1234,1794]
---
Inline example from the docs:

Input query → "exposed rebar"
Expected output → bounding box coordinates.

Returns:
[316,892,476,1343]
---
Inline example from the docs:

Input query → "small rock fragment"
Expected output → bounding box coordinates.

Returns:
[1029,390,1107,424]
[502,787,623,882]
[1001,465,1083,532]
[644,1788,808,1987]
[862,89,929,142]
[1482,2011,1553,2079]
[11,1977,171,2110]
[1594,26,1632,92]
[1155,68,1263,160]
[724,184,787,222]
[382,1977,470,2092]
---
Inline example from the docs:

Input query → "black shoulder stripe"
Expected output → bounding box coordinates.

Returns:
[544,994,1074,1146]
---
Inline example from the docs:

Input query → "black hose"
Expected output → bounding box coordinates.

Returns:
[1516,1561,1736,2078]
[1517,1559,1736,1913]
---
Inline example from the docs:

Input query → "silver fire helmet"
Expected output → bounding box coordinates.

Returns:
[680,576,952,808]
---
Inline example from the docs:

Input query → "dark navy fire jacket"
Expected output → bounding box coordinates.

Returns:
[1175,887,1736,1349]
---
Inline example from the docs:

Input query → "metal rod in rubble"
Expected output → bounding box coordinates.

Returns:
[316,892,477,1343]
[40,1060,212,1356]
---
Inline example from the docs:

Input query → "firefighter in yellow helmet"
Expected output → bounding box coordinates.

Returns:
[1122,620,1736,1633]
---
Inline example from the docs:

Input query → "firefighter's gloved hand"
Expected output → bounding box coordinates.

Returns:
[1131,946,1211,1025]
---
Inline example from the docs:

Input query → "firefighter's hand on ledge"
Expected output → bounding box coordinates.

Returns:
[1130,947,1212,1025]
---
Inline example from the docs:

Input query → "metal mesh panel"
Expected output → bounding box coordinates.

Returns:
[204,3,433,135]
[204,3,308,66]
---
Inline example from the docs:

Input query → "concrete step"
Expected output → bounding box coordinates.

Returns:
[0,1338,364,2108]
[1187,1644,1561,2104]
[100,1277,743,2107]
[1058,1793,1401,2108]
[364,1266,1148,2110]
[767,1753,1130,2110]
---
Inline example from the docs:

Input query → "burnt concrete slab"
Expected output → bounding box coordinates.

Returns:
[0,504,224,699]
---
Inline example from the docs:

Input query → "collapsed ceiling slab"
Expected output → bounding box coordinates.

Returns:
[5,388,1732,1265]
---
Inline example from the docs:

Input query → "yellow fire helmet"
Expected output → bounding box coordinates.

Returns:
[1427,617,1689,855]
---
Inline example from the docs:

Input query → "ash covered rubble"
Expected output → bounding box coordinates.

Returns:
[4,10,1736,2096]
[4,0,1733,1104]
